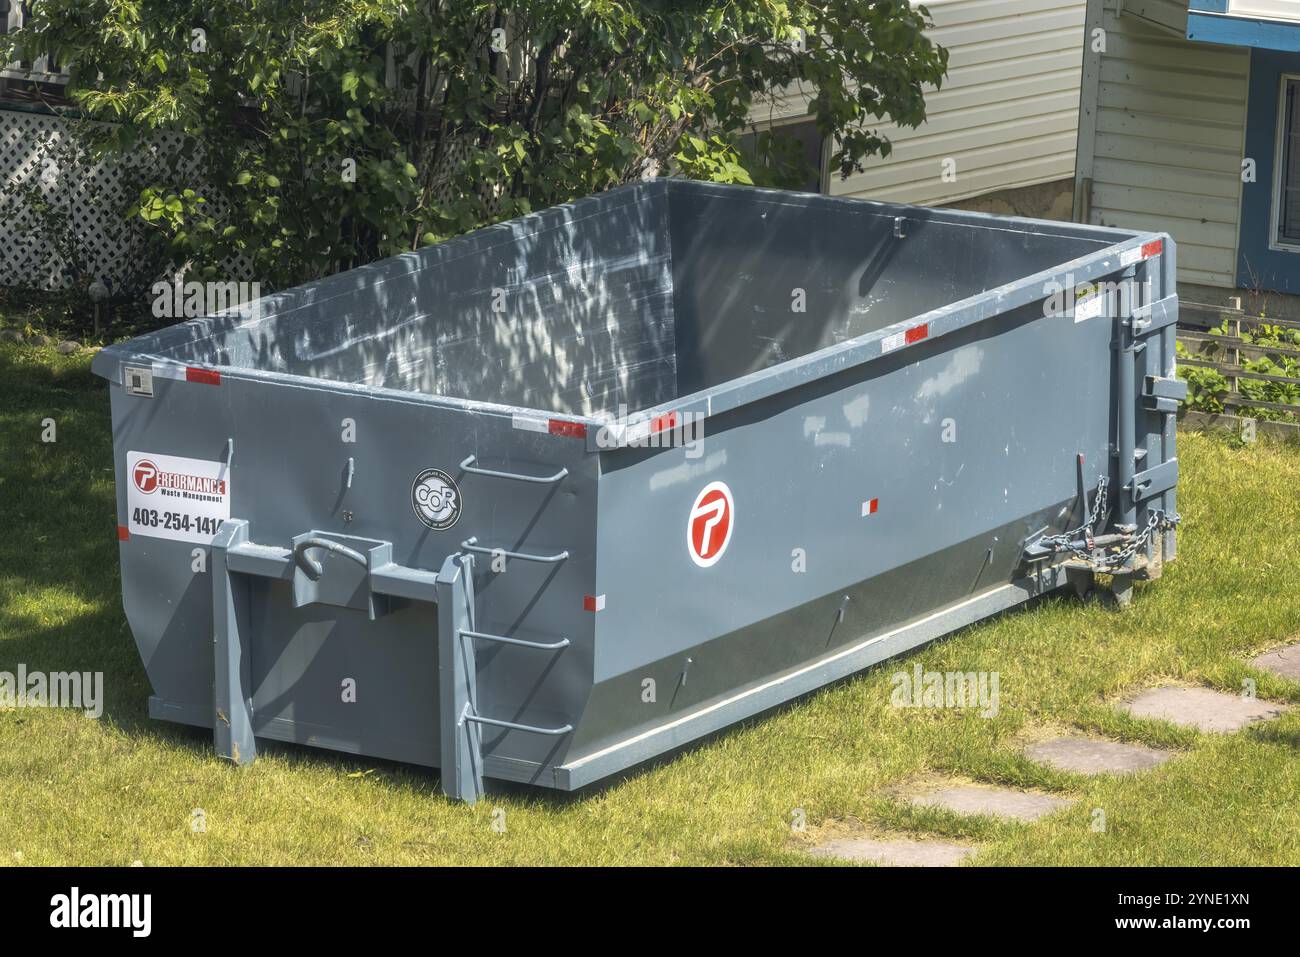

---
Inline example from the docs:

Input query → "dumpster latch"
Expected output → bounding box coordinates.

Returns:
[1022,470,1180,572]
[1129,457,1178,505]
[1142,375,1187,414]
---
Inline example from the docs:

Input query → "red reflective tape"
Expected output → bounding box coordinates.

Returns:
[651,411,678,434]
[116,525,130,541]
[1141,239,1164,259]
[905,323,929,345]
[862,498,878,517]
[548,419,587,439]
[583,594,606,613]
[185,367,221,386]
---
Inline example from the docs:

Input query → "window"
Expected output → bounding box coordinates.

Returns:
[737,118,826,194]
[1276,78,1300,246]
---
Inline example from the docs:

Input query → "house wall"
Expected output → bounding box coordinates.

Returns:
[1237,48,1300,295]
[831,0,1088,206]
[1076,0,1250,288]
[750,0,1088,208]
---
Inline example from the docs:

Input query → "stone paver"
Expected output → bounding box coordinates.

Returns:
[810,836,975,867]
[1253,642,1300,682]
[1024,737,1172,775]
[1122,686,1287,733]
[909,785,1074,822]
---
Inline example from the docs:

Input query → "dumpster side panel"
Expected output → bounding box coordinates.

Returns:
[579,295,1116,760]
[142,186,677,419]
[666,183,1114,395]
[106,372,598,772]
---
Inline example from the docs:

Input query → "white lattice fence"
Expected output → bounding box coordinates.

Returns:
[0,106,251,292]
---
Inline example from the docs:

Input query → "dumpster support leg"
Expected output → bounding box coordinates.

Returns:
[212,519,256,766]
[437,553,483,804]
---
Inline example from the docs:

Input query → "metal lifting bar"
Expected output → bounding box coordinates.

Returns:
[459,454,568,485]
[460,535,569,564]
[460,628,570,651]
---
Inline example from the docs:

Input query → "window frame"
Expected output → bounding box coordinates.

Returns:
[1270,72,1300,253]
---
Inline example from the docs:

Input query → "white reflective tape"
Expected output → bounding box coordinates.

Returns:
[511,413,549,433]
[151,362,188,381]
[881,331,907,354]
[1119,247,1142,268]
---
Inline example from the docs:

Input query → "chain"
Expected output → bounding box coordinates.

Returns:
[1037,476,1109,558]
[1102,507,1181,570]
[1034,475,1180,571]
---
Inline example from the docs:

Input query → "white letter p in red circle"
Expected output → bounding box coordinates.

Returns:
[688,481,734,568]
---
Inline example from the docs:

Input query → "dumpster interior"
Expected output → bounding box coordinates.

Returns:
[154,181,1115,418]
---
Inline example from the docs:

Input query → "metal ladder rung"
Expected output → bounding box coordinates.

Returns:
[460,628,569,651]
[461,536,568,563]
[461,708,573,736]
[459,454,568,485]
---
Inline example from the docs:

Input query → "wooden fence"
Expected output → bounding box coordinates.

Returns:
[1176,300,1300,428]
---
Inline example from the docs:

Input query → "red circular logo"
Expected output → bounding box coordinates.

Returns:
[688,481,734,567]
[133,459,159,494]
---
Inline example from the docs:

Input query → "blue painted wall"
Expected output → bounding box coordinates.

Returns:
[1238,48,1300,293]
[1188,1,1300,53]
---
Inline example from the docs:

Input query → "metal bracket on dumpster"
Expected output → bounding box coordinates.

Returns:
[1142,375,1188,414]
[210,519,442,769]
[1129,457,1179,505]
[435,550,573,804]
[291,531,397,620]
[1130,295,1178,336]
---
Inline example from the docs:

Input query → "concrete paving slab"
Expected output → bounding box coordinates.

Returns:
[909,785,1074,822]
[1253,643,1300,682]
[1122,686,1287,734]
[809,836,976,867]
[1024,737,1173,775]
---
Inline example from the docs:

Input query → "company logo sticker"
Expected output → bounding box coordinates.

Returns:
[125,451,230,544]
[133,459,159,493]
[688,480,734,567]
[412,468,461,530]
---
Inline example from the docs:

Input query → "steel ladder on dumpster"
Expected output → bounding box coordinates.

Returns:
[209,452,574,803]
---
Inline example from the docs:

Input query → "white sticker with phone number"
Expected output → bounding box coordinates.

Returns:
[126,451,230,544]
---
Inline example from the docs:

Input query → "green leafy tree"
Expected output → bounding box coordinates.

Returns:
[5,1,948,290]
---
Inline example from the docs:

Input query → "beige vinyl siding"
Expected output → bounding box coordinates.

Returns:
[828,0,1087,205]
[1081,3,1248,287]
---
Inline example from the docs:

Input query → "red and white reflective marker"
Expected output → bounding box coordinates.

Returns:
[881,322,929,355]
[583,594,606,613]
[862,497,879,517]
[688,480,734,568]
[1120,238,1164,268]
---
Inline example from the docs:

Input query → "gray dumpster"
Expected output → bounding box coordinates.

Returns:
[92,179,1183,802]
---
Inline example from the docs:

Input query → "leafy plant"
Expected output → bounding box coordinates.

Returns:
[1181,322,1300,422]
[3,1,949,294]
[1177,341,1229,415]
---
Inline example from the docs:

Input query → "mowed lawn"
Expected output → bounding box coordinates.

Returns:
[1,339,1298,866]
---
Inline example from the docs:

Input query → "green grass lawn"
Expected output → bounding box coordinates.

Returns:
[1,338,1298,866]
